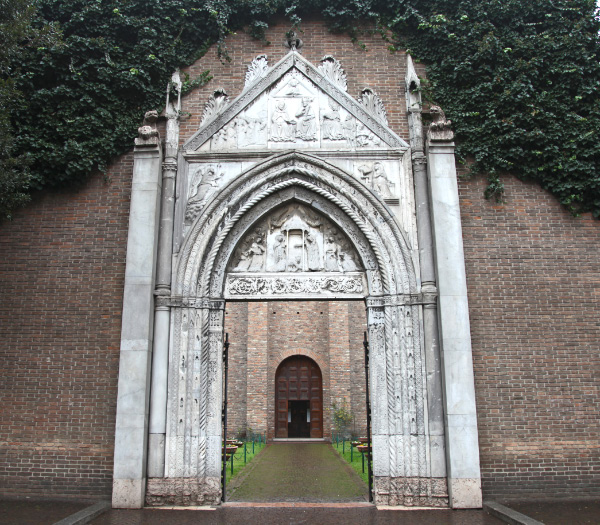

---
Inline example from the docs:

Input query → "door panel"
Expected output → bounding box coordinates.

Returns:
[275,356,323,438]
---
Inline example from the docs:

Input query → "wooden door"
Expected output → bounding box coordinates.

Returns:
[275,356,323,438]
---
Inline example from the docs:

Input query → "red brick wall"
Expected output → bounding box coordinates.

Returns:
[224,300,368,441]
[460,174,600,500]
[0,17,598,504]
[0,155,133,500]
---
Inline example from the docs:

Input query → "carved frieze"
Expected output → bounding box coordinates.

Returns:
[225,273,365,298]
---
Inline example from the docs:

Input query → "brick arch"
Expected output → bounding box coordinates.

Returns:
[273,349,326,373]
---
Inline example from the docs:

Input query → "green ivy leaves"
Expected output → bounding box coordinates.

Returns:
[2,0,600,219]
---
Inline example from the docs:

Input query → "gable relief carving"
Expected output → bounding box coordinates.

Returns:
[225,203,365,299]
[200,63,385,152]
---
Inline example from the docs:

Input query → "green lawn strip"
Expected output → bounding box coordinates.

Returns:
[332,441,369,485]
[227,441,266,480]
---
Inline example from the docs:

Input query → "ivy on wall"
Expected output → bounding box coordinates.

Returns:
[2,0,599,219]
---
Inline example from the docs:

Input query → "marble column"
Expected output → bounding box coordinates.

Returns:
[112,112,162,508]
[426,121,482,508]
[405,55,446,480]
[148,72,181,478]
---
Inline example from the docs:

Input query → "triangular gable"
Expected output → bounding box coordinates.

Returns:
[183,51,409,151]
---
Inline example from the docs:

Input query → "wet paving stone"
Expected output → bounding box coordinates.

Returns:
[0,499,87,525]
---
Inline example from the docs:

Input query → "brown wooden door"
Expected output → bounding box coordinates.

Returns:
[275,356,323,438]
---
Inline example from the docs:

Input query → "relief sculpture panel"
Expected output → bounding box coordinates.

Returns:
[225,203,365,299]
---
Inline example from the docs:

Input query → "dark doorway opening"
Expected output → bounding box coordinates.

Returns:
[288,400,310,438]
[275,355,323,438]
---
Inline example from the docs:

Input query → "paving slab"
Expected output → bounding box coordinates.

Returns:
[502,499,600,525]
[91,506,503,525]
[0,499,88,525]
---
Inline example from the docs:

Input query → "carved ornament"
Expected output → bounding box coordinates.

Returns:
[358,88,388,125]
[135,110,159,147]
[428,105,454,141]
[200,89,229,127]
[245,55,269,87]
[318,55,347,92]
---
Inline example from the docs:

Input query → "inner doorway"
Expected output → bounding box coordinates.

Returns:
[275,356,323,438]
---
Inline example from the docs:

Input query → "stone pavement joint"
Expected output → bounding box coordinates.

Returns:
[223,501,373,508]
[484,501,544,525]
[54,500,111,525]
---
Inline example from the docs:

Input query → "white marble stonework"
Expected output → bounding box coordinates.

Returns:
[113,48,482,510]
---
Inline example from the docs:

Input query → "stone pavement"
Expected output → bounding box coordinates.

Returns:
[0,499,87,525]
[90,506,503,525]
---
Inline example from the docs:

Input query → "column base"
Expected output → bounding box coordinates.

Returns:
[146,477,221,506]
[112,478,146,508]
[374,476,449,507]
[449,477,482,508]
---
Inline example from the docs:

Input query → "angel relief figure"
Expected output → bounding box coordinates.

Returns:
[185,165,224,223]
[372,162,394,198]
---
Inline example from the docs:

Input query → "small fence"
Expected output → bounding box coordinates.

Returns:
[223,433,267,477]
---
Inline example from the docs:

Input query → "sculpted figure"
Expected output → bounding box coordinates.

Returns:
[342,115,356,146]
[295,97,317,141]
[372,162,393,198]
[272,234,287,272]
[340,250,360,272]
[247,237,266,271]
[324,235,340,272]
[321,100,344,140]
[287,255,302,272]
[305,232,321,271]
[232,251,251,272]
[270,100,296,141]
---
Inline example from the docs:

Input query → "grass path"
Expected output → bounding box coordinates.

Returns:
[228,443,368,502]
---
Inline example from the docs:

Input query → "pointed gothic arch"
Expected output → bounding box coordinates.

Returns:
[159,152,444,506]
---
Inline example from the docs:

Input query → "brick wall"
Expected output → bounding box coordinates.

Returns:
[460,173,600,500]
[0,17,597,503]
[0,155,132,499]
[224,300,368,441]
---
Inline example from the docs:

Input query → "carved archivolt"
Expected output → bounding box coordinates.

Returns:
[168,136,428,505]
